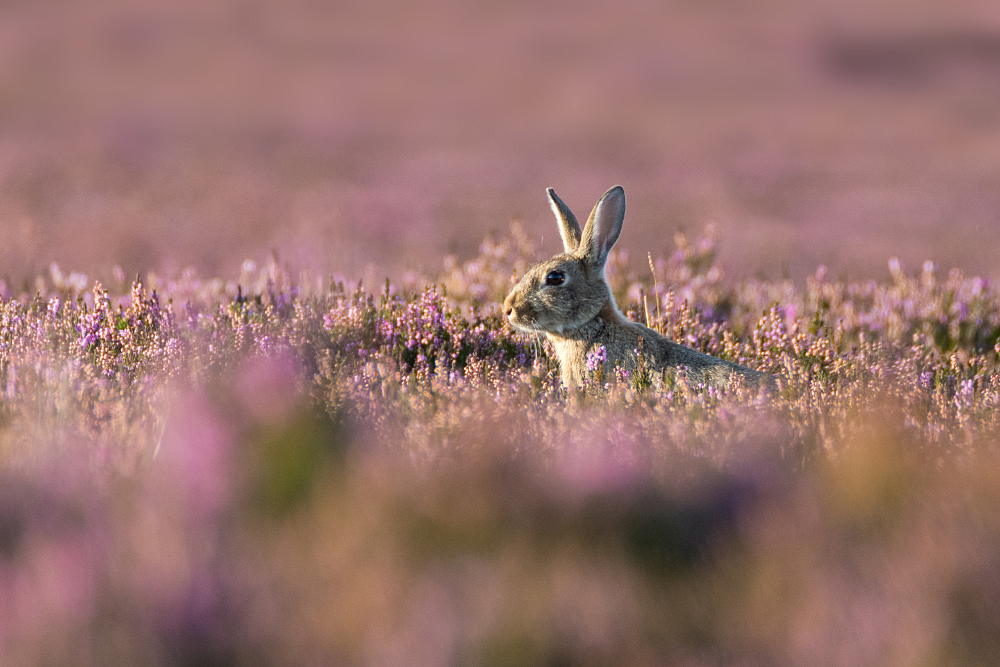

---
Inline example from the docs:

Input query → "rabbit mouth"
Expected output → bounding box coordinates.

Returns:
[507,312,552,334]
[506,302,567,334]
[508,317,542,333]
[509,318,566,335]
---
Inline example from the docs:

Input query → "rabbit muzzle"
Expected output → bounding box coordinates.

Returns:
[503,292,540,332]
[503,293,525,327]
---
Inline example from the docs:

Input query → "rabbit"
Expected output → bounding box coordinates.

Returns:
[503,185,776,392]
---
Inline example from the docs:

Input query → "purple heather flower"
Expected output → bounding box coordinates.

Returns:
[585,345,607,372]
[959,379,974,400]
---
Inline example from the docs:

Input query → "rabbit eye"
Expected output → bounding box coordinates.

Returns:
[545,270,566,286]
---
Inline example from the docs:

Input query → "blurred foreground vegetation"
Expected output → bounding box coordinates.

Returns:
[2,227,1000,665]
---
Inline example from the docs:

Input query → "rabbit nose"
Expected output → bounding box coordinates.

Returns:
[502,295,514,318]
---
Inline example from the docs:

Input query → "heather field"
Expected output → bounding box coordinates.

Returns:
[3,225,1000,665]
[6,0,1000,284]
[7,0,1000,665]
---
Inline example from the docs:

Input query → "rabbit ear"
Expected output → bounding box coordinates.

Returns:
[547,188,582,253]
[578,186,625,272]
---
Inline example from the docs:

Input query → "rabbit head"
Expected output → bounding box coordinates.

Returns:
[504,186,625,334]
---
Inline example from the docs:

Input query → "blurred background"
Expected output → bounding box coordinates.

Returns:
[3,0,1000,286]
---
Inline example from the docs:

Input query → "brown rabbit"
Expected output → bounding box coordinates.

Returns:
[503,186,775,391]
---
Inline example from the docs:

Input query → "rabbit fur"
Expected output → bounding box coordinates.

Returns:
[503,186,776,391]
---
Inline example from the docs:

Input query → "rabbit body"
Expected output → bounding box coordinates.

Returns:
[503,186,774,391]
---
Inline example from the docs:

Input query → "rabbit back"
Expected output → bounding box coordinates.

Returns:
[547,301,774,390]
